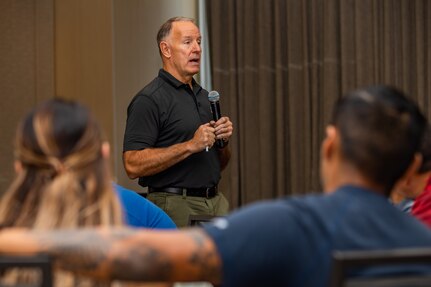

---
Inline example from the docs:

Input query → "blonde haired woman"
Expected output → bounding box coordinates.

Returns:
[0,98,172,286]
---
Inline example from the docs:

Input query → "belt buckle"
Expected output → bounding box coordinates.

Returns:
[205,187,210,198]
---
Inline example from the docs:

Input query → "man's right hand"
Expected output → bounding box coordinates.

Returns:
[189,123,216,153]
[123,123,217,179]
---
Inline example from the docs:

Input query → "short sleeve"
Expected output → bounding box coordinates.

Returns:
[123,94,160,152]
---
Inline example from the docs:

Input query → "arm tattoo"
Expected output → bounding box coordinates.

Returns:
[186,229,222,282]
[2,227,221,283]
[110,229,222,283]
[36,228,138,280]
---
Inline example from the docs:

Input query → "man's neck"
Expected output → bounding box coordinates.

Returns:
[324,163,386,196]
[163,66,193,87]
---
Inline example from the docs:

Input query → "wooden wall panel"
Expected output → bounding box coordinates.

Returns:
[0,0,199,195]
[0,0,54,195]
[54,0,114,149]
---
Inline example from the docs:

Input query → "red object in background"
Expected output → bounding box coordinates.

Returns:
[412,176,431,227]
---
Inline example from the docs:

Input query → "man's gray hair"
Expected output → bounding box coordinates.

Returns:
[156,16,196,54]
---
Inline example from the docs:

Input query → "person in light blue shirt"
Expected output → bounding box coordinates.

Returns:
[114,184,176,229]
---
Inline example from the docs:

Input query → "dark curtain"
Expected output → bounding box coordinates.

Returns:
[207,0,431,209]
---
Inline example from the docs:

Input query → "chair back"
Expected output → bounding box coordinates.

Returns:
[330,248,431,287]
[187,215,219,226]
[0,254,53,287]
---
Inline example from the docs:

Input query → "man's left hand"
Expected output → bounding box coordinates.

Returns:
[212,117,233,142]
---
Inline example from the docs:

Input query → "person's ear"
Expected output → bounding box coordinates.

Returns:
[322,125,338,161]
[400,153,423,184]
[160,41,171,58]
[101,142,110,159]
[14,160,23,174]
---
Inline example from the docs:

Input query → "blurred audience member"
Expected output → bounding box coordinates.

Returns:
[0,98,173,286]
[391,127,431,216]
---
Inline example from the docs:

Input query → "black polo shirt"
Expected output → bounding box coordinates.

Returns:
[123,69,221,189]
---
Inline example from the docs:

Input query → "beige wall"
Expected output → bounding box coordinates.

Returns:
[0,0,197,194]
[54,0,114,147]
[0,0,54,194]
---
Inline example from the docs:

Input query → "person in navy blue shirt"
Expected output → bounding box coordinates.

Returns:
[114,183,176,229]
[1,85,431,287]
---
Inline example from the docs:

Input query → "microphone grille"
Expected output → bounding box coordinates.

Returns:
[208,90,220,102]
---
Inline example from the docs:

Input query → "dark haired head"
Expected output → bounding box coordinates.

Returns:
[156,16,195,56]
[331,85,427,195]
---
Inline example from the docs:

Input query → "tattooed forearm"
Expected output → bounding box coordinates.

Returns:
[35,228,140,281]
[186,229,222,283]
[109,229,222,283]
[0,228,140,281]
[0,227,222,283]
[111,243,173,282]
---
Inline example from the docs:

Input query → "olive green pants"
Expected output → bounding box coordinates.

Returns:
[147,191,229,227]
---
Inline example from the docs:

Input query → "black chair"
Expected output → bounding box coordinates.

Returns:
[0,254,53,287]
[330,248,431,287]
[187,215,219,226]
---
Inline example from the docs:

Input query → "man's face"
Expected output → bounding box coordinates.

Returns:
[167,21,202,79]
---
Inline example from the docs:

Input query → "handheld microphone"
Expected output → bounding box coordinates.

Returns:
[208,90,225,149]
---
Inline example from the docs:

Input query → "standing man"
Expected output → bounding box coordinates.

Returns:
[123,17,233,227]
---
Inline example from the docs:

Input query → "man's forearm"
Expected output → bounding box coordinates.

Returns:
[123,142,194,179]
[0,228,222,283]
[0,228,137,281]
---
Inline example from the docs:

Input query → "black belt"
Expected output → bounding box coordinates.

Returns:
[148,186,218,198]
